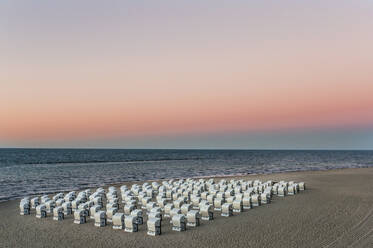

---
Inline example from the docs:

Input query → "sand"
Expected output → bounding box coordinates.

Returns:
[1,167,373,248]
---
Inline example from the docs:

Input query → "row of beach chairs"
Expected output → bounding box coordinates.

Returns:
[19,178,305,236]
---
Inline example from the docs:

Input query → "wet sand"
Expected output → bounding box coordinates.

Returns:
[1,167,373,248]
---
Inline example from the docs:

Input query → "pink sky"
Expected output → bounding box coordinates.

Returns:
[1,1,373,148]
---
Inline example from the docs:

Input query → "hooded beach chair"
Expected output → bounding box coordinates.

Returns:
[112,213,125,229]
[19,201,30,215]
[242,196,252,210]
[106,208,118,223]
[73,209,86,224]
[172,214,186,231]
[147,217,161,236]
[186,210,200,227]
[233,199,243,213]
[90,205,101,219]
[221,203,233,217]
[131,209,143,225]
[124,215,138,232]
[36,204,47,218]
[53,206,64,221]
[94,211,107,227]
[200,204,213,220]
[251,194,261,207]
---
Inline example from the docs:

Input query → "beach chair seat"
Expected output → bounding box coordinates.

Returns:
[131,209,143,225]
[243,196,252,210]
[200,204,213,220]
[123,204,136,215]
[147,217,161,236]
[20,201,30,215]
[106,208,118,223]
[251,194,261,207]
[272,185,279,195]
[112,213,125,229]
[106,202,118,210]
[90,205,101,219]
[124,215,138,232]
[164,203,174,218]
[172,214,186,231]
[233,199,243,213]
[221,203,233,217]
[36,204,47,218]
[62,202,72,215]
[94,211,107,227]
[186,210,200,227]
[74,209,86,224]
[181,204,192,215]
[53,206,64,221]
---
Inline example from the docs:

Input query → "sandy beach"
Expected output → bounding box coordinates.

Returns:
[1,167,373,248]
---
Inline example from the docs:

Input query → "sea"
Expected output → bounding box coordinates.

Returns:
[1,149,372,202]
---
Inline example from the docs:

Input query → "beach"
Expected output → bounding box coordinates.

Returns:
[1,167,373,248]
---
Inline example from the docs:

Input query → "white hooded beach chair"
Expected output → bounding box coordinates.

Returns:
[20,201,30,215]
[200,204,213,220]
[172,214,186,232]
[31,197,39,209]
[141,197,151,209]
[106,208,118,223]
[186,210,200,227]
[251,194,261,207]
[41,195,50,204]
[164,203,174,218]
[62,202,72,215]
[94,211,107,227]
[78,202,90,217]
[260,193,270,204]
[55,198,65,207]
[52,193,64,202]
[181,204,192,215]
[242,197,252,210]
[112,213,125,229]
[173,199,184,209]
[221,203,233,217]
[124,215,138,232]
[169,208,181,223]
[53,206,64,221]
[207,194,215,205]
[71,199,82,212]
[73,209,86,224]
[106,202,119,210]
[278,186,287,197]
[147,217,161,236]
[146,202,157,213]
[192,196,201,209]
[36,204,47,218]
[201,192,209,200]
[90,205,101,219]
[131,209,143,225]
[233,199,243,213]
[123,204,136,215]
[299,182,306,191]
[157,198,167,210]
[214,198,224,211]
[45,200,55,214]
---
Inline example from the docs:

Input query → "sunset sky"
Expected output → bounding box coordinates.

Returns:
[1,0,373,149]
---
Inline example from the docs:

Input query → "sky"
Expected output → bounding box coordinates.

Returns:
[1,0,373,149]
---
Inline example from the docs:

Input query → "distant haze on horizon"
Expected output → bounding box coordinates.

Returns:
[2,0,373,149]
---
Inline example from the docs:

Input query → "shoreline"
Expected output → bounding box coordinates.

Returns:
[1,165,372,204]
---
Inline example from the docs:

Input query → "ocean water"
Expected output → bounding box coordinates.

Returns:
[0,149,372,202]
